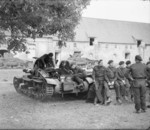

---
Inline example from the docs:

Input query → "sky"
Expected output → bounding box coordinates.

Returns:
[82,0,150,23]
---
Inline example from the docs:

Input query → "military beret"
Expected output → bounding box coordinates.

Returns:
[48,53,53,57]
[146,61,150,65]
[108,60,113,64]
[98,59,103,64]
[126,60,131,65]
[119,61,124,65]
[135,55,142,61]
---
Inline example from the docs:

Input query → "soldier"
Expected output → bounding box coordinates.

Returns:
[116,61,130,103]
[92,60,106,106]
[125,60,134,101]
[71,63,87,90]
[147,57,150,65]
[59,61,72,75]
[146,61,150,87]
[129,55,148,113]
[146,61,150,108]
[104,60,117,105]
[44,53,55,68]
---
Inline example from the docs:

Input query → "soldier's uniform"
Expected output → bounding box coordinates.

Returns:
[116,61,130,102]
[92,60,106,104]
[104,60,117,104]
[71,65,87,87]
[146,61,150,108]
[59,61,72,75]
[129,55,148,113]
[125,60,134,101]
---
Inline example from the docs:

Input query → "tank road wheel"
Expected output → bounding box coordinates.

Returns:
[13,77,21,93]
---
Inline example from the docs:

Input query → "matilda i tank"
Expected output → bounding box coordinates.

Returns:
[13,58,94,101]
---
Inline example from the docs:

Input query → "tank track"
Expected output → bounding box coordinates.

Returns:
[13,77,54,101]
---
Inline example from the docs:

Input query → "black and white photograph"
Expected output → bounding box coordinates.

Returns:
[0,0,150,129]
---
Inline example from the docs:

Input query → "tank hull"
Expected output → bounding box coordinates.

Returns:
[13,69,94,101]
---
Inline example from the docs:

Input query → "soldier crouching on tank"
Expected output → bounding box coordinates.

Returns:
[116,61,130,104]
[59,61,73,75]
[70,63,87,90]
[32,53,55,77]
[92,60,106,106]
[43,53,55,68]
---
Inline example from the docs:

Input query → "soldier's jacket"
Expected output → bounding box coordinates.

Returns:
[129,62,148,79]
[147,64,150,79]
[105,66,117,82]
[125,66,133,81]
[116,67,126,81]
[92,65,106,80]
[72,66,86,76]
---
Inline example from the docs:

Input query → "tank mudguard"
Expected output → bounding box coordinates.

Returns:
[45,78,60,85]
[85,77,94,84]
[83,81,89,91]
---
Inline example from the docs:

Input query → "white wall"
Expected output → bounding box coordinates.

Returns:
[24,38,150,66]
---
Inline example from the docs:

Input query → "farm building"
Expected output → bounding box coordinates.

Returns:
[2,17,150,66]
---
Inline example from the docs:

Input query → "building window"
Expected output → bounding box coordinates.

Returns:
[137,40,142,47]
[74,51,81,57]
[125,45,128,49]
[105,44,109,48]
[74,43,77,47]
[89,37,95,46]
[115,44,117,48]
[125,52,130,59]
[130,45,132,49]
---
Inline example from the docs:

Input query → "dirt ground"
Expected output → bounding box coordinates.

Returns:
[0,69,150,129]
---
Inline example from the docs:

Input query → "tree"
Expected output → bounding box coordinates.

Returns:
[0,0,90,51]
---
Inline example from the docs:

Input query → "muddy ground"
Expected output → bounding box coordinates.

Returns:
[0,69,150,129]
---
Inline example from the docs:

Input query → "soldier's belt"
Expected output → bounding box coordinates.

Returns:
[134,77,146,79]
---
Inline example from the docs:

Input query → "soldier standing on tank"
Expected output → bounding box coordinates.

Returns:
[116,61,130,103]
[104,60,117,105]
[92,60,106,106]
[129,55,148,113]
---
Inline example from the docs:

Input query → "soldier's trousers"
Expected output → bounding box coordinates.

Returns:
[104,81,111,98]
[95,79,104,103]
[86,83,96,102]
[133,79,147,111]
[129,81,134,97]
[114,81,121,100]
[72,74,86,85]
[117,80,130,98]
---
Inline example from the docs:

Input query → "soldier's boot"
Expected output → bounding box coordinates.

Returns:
[105,97,112,105]
[117,98,122,105]
[141,109,146,113]
[131,95,134,102]
[124,96,129,101]
[135,110,140,114]
[76,83,84,91]
[94,97,98,106]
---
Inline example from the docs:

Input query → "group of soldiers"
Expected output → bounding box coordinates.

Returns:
[33,53,150,113]
[87,55,150,114]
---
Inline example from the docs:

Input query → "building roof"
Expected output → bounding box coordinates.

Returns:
[75,17,150,44]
